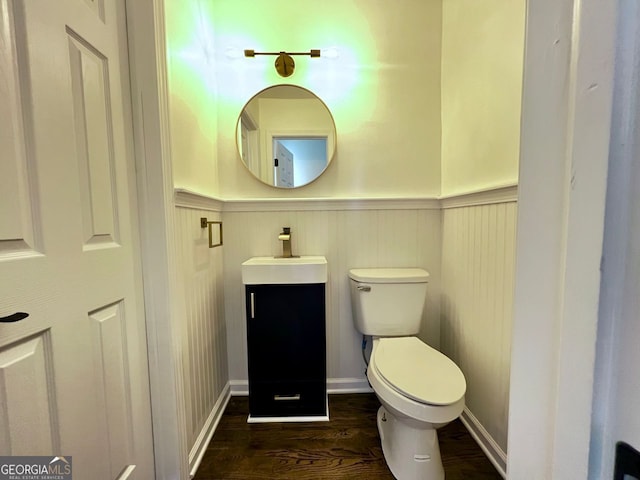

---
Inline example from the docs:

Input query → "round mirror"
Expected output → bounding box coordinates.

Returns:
[236,85,336,188]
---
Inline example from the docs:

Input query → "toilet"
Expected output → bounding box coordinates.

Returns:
[348,268,466,480]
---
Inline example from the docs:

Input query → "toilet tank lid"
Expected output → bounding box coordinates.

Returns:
[348,268,429,283]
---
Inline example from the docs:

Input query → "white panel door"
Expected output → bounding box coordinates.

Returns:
[0,0,154,478]
[274,140,294,187]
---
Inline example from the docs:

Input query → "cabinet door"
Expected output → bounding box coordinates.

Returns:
[246,284,326,416]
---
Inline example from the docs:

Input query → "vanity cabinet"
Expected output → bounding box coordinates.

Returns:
[245,283,326,419]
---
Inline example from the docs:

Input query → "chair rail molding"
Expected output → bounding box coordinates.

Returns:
[440,184,518,209]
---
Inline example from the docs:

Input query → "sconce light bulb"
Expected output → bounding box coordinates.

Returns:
[224,47,243,59]
[322,47,340,59]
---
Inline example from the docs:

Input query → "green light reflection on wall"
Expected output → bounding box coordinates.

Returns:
[167,0,380,134]
[166,0,218,97]
[210,0,379,128]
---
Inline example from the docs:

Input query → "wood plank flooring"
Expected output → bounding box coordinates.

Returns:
[194,393,502,479]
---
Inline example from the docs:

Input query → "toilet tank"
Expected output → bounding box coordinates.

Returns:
[348,268,429,336]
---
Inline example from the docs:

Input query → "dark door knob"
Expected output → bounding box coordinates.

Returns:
[0,312,29,323]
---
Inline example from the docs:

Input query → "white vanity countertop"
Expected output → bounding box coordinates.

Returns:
[241,256,328,284]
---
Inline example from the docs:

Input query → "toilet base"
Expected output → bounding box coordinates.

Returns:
[377,406,445,480]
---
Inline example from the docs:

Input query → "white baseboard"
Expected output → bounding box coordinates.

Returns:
[230,380,248,396]
[327,377,373,394]
[188,382,231,479]
[229,378,373,397]
[460,408,507,478]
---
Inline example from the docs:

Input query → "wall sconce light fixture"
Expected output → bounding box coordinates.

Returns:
[244,49,321,78]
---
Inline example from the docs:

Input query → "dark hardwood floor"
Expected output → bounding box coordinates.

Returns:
[194,393,502,479]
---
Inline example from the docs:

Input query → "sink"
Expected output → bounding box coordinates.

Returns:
[241,256,328,285]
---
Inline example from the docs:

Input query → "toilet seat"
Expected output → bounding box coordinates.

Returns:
[372,337,466,406]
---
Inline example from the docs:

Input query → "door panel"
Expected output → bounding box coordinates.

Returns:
[0,333,57,455]
[82,0,105,22]
[88,301,135,479]
[67,30,120,249]
[0,0,153,477]
[0,0,41,259]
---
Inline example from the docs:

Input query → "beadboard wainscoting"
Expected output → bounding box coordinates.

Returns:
[440,186,518,477]
[173,188,517,478]
[173,197,230,476]
[221,200,443,394]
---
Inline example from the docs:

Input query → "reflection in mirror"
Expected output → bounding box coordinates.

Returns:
[236,85,336,188]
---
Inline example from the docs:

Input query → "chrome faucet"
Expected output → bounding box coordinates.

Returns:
[277,227,298,258]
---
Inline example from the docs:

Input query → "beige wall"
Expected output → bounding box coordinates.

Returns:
[441,0,525,196]
[211,0,442,199]
[165,0,220,196]
[166,0,525,199]
[165,0,228,465]
[439,0,524,465]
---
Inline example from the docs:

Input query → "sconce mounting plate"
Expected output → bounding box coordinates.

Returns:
[275,53,295,78]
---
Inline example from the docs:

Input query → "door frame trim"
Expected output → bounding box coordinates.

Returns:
[125,1,188,478]
[508,0,617,477]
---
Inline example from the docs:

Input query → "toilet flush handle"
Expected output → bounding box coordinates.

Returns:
[357,285,371,292]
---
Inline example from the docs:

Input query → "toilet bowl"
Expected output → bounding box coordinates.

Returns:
[369,337,465,426]
[348,268,466,480]
[368,337,465,480]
